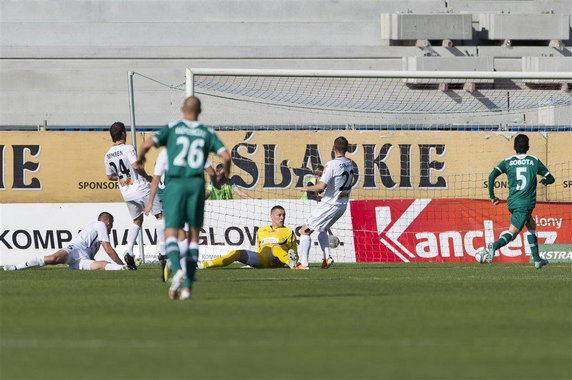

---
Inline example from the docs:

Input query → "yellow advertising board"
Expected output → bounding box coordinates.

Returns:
[0,130,570,203]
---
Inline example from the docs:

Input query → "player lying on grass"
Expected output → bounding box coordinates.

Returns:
[198,205,300,269]
[484,133,554,269]
[3,212,126,271]
[145,148,216,282]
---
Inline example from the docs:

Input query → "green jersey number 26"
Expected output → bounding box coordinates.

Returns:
[173,137,205,169]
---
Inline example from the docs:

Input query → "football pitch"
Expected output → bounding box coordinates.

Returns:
[1,263,570,380]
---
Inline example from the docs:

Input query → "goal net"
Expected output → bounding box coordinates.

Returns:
[136,69,572,264]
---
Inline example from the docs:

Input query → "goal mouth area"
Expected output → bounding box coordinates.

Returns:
[186,69,572,115]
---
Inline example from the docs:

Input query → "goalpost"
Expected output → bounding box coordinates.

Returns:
[134,68,572,264]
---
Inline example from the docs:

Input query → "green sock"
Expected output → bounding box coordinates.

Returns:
[183,247,199,289]
[166,239,181,272]
[527,232,541,262]
[492,232,514,251]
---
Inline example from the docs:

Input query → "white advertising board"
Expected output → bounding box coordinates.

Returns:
[0,200,356,266]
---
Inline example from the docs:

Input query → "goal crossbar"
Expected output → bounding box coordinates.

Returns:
[186,68,572,96]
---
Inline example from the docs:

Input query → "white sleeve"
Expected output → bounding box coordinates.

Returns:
[319,161,333,186]
[125,145,138,165]
[95,222,110,243]
[153,150,168,176]
[104,155,113,175]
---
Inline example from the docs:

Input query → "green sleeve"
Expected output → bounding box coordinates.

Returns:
[537,160,550,177]
[543,173,555,185]
[537,159,555,184]
[153,124,170,147]
[207,128,226,155]
[488,162,504,199]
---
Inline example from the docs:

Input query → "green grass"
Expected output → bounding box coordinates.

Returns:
[1,263,571,380]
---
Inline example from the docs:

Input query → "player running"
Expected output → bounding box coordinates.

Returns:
[104,121,163,270]
[296,136,354,270]
[145,148,216,282]
[138,96,231,300]
[484,134,554,268]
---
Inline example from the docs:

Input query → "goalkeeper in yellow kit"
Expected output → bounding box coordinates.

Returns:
[198,205,299,269]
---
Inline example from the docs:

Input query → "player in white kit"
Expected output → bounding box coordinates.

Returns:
[3,212,125,271]
[104,122,163,270]
[295,136,354,270]
[145,149,215,281]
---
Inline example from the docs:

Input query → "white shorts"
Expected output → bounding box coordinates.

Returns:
[64,245,95,270]
[126,193,162,219]
[305,202,347,232]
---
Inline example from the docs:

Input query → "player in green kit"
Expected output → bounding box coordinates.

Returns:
[485,134,554,268]
[138,96,231,300]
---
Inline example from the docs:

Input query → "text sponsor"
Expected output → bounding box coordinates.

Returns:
[0,144,41,190]
[484,180,572,190]
[350,199,571,263]
[2,131,569,202]
[540,251,572,260]
[0,225,344,251]
[230,141,447,191]
[538,244,572,262]
[78,181,119,190]
[0,201,355,265]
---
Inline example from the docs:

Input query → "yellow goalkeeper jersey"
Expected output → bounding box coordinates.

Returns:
[256,225,297,253]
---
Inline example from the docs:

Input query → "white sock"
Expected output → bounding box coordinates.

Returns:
[16,256,45,270]
[299,235,311,267]
[126,224,141,257]
[105,263,124,271]
[178,240,189,270]
[156,219,166,256]
[317,231,331,260]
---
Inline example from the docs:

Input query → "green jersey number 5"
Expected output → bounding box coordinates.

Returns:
[516,167,527,191]
[173,137,205,169]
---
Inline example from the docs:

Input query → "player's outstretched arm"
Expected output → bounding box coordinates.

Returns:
[133,164,152,182]
[488,168,502,204]
[234,187,251,199]
[101,241,124,265]
[300,181,327,193]
[540,173,555,185]
[145,175,161,215]
[137,138,155,165]
[219,150,232,176]
[205,166,216,183]
[204,166,216,200]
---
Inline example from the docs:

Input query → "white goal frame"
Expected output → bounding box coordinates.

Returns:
[185,68,572,97]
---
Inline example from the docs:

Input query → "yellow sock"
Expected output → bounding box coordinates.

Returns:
[203,250,242,268]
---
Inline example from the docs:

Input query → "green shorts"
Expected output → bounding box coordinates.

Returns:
[509,208,533,231]
[162,176,205,230]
